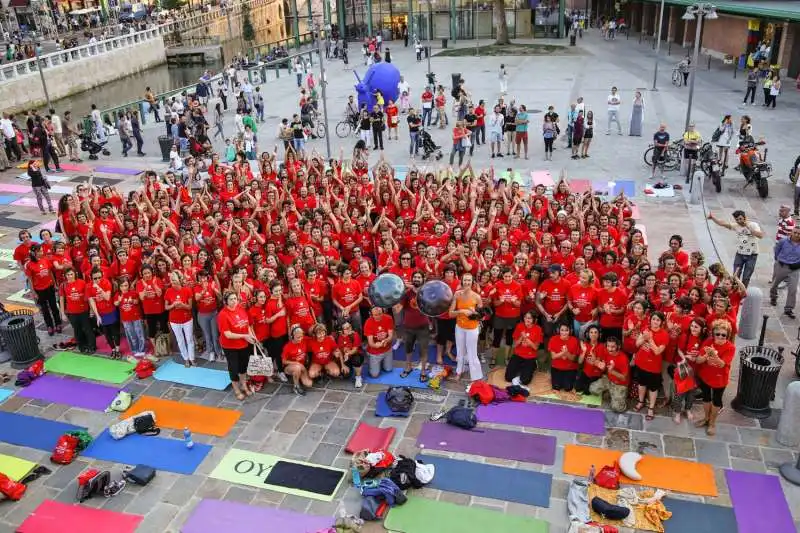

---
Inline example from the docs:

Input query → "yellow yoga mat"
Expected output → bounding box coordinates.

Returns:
[123,396,241,437]
[563,444,718,496]
[0,454,37,481]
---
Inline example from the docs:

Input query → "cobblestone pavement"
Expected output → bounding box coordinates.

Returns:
[0,30,799,532]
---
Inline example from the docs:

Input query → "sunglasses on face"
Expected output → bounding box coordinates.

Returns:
[714,332,727,338]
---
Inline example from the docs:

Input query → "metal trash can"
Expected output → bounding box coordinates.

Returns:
[424,46,430,58]
[441,38,447,48]
[158,135,173,162]
[731,345,784,419]
[0,312,42,367]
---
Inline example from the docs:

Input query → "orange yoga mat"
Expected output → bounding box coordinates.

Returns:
[562,444,718,496]
[123,396,241,437]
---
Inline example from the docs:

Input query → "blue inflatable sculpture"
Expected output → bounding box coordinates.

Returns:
[354,62,401,111]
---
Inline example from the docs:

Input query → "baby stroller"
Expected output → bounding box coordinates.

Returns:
[419,128,443,160]
[80,133,110,160]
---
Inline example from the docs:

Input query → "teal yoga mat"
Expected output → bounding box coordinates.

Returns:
[154,359,230,390]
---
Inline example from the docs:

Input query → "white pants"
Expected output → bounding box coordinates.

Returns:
[170,320,195,362]
[455,325,482,381]
[500,79,508,93]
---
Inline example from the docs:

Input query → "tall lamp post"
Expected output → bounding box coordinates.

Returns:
[315,23,332,159]
[682,3,718,130]
[426,0,432,77]
[651,0,665,90]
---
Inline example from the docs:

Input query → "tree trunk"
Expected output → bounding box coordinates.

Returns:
[494,0,510,45]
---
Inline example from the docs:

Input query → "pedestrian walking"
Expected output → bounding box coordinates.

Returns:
[118,114,133,157]
[581,110,594,158]
[49,109,66,156]
[214,102,225,140]
[542,114,556,161]
[499,64,508,94]
[769,75,781,108]
[743,68,758,105]
[606,86,622,135]
[571,110,584,159]
[131,111,145,156]
[27,160,55,214]
[770,226,800,318]
[90,103,106,143]
[762,73,774,106]
[714,114,734,173]
[1,112,23,163]
[62,111,81,162]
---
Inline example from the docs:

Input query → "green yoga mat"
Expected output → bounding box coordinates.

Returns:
[537,392,602,407]
[45,352,135,384]
[385,496,549,533]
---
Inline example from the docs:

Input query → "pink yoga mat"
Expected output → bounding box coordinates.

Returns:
[417,421,557,464]
[96,335,132,355]
[18,500,142,533]
[0,183,31,193]
[477,401,606,435]
[531,170,554,187]
[570,179,592,194]
[182,499,333,533]
[11,197,42,208]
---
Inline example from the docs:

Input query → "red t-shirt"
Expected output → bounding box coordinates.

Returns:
[548,335,579,371]
[136,278,165,315]
[248,304,270,342]
[217,306,250,350]
[164,286,193,324]
[61,279,88,314]
[512,322,543,359]
[597,288,628,328]
[194,282,219,314]
[14,241,32,266]
[308,336,338,365]
[337,332,362,356]
[697,339,735,389]
[285,295,315,330]
[266,297,288,338]
[581,342,605,378]
[363,314,394,355]
[493,280,523,319]
[86,279,115,316]
[282,339,308,365]
[568,284,597,323]
[538,278,571,315]
[634,328,669,373]
[332,279,362,307]
[604,347,630,386]
[117,290,142,322]
[25,258,54,291]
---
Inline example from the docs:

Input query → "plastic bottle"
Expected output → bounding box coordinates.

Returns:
[588,464,595,482]
[184,427,194,449]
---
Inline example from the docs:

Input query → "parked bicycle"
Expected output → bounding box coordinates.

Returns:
[643,139,683,172]
[335,114,359,138]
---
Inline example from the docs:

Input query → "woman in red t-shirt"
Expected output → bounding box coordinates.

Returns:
[576,324,606,394]
[282,324,313,395]
[59,267,94,353]
[24,243,63,335]
[336,321,364,388]
[217,292,256,400]
[264,281,289,382]
[548,323,579,391]
[634,311,669,421]
[194,270,222,361]
[307,324,342,379]
[505,312,543,386]
[115,278,147,357]
[136,265,166,349]
[694,320,735,436]
[164,271,195,366]
[672,317,706,424]
[86,266,121,358]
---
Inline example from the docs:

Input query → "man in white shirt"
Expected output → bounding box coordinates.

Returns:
[241,79,254,111]
[397,76,410,114]
[606,86,622,135]
[49,109,66,157]
[0,113,21,163]
[576,96,585,115]
[489,104,505,159]
[90,104,106,142]
[707,209,764,287]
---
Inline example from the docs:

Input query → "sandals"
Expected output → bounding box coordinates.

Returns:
[419,372,429,383]
[646,409,655,421]
[400,368,412,379]
[634,401,645,412]
[234,391,246,401]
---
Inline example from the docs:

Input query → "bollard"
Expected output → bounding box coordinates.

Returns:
[776,381,800,447]
[687,170,703,205]
[737,287,763,340]
[780,454,800,486]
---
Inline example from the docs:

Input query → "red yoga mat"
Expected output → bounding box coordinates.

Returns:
[345,422,396,454]
[18,500,143,533]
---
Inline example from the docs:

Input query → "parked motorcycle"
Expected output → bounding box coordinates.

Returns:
[699,142,722,193]
[736,139,771,198]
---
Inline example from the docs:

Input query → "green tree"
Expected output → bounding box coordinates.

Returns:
[494,0,510,45]
[242,4,256,44]
[161,0,186,11]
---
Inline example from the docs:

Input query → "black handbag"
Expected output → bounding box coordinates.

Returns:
[132,413,160,436]
[122,465,156,486]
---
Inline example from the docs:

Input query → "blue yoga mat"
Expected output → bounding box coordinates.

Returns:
[0,195,20,205]
[363,368,430,389]
[0,389,13,403]
[612,180,636,197]
[663,497,738,533]
[83,429,212,475]
[392,344,456,367]
[417,454,552,508]
[154,359,230,390]
[0,412,85,451]
[375,392,410,418]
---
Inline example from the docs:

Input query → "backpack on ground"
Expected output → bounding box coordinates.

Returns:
[385,386,414,413]
[154,333,171,358]
[445,399,478,430]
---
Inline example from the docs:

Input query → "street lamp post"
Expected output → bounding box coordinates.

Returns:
[426,0,432,77]
[682,3,717,130]
[315,24,332,159]
[651,0,665,90]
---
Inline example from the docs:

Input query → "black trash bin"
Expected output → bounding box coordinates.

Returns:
[158,135,173,163]
[0,312,42,367]
[731,345,784,419]
[441,38,447,49]
[424,46,430,58]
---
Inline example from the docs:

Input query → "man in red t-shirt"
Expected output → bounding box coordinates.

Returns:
[332,266,364,332]
[492,268,523,366]
[588,336,629,413]
[597,273,627,341]
[363,306,394,378]
[537,265,571,339]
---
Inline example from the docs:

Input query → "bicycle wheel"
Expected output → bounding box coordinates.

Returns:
[335,121,352,138]
[664,150,681,171]
[672,70,681,87]
[643,146,655,167]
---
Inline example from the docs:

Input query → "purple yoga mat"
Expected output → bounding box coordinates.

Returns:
[477,401,606,435]
[726,470,795,533]
[182,499,333,533]
[92,166,144,176]
[17,374,120,411]
[417,422,557,465]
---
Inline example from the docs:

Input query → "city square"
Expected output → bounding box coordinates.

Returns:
[1,5,800,532]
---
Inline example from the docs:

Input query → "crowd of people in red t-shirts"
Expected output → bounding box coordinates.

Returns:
[17,148,744,431]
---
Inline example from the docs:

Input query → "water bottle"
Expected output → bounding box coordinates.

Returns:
[183,427,194,449]
[588,464,595,483]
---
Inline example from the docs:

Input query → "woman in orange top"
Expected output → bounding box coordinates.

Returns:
[449,272,483,389]
[385,100,399,140]
[694,319,735,436]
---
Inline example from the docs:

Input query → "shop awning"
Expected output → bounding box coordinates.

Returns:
[640,0,800,22]
[7,0,30,8]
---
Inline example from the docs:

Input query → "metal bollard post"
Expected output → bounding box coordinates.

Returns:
[687,169,702,205]
[777,381,800,447]
[737,287,763,340]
